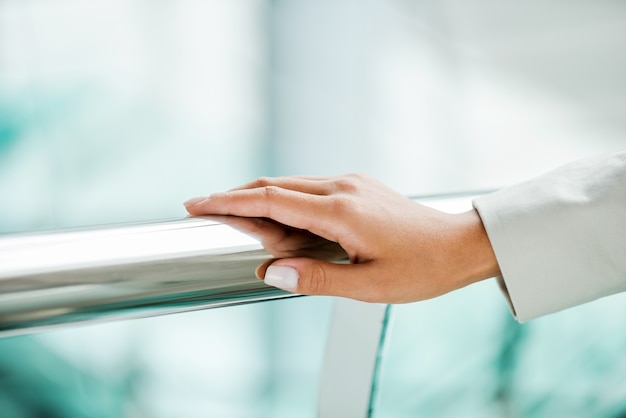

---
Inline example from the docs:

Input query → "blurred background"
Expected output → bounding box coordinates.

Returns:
[1,0,625,416]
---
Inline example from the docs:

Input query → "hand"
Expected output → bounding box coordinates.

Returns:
[184,174,500,303]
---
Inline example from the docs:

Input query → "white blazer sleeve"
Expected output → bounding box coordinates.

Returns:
[473,151,626,322]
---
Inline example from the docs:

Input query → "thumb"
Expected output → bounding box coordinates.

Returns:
[260,257,380,301]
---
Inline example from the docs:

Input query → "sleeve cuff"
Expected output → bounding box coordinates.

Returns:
[472,151,626,322]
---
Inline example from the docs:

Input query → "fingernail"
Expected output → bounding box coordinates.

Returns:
[264,266,299,291]
[184,196,208,207]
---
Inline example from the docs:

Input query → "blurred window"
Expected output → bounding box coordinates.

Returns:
[1,1,625,417]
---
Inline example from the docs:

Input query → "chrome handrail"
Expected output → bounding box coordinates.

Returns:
[0,193,480,339]
[0,217,290,338]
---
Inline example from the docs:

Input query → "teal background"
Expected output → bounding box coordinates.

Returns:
[1,1,625,416]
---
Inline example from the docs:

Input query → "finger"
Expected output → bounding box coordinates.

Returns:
[185,188,344,241]
[184,174,370,212]
[228,176,334,196]
[216,216,334,257]
[213,215,285,241]
[260,257,386,303]
[182,215,292,249]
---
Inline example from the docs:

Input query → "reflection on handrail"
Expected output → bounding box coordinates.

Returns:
[0,217,291,338]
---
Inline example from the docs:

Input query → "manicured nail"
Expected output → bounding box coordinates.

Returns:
[264,266,299,291]
[184,196,208,207]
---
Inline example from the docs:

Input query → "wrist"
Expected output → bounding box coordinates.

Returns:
[451,209,501,289]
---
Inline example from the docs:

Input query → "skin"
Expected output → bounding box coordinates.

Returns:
[184,173,501,304]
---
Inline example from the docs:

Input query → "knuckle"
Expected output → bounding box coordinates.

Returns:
[333,177,358,193]
[305,263,331,294]
[261,185,281,200]
[331,195,354,213]
[253,176,273,188]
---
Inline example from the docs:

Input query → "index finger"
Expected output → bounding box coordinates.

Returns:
[185,187,344,242]
[228,176,333,195]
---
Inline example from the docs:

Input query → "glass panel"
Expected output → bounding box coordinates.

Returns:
[373,286,626,417]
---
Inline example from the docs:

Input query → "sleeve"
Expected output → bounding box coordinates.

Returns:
[472,151,626,322]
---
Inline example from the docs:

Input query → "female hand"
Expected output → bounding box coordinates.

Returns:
[184,174,499,303]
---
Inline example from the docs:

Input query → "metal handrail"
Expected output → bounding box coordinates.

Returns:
[0,217,291,338]
[0,193,480,339]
